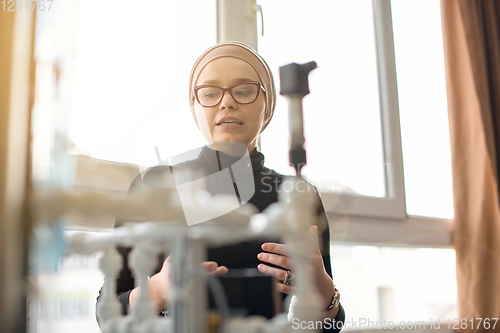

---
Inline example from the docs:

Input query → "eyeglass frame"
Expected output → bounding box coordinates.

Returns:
[193,81,266,107]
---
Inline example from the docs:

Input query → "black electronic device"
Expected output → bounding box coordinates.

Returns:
[207,268,280,319]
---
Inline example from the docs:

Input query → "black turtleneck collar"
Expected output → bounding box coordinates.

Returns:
[198,144,265,176]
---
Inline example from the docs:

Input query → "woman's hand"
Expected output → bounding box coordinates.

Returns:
[129,255,228,312]
[257,226,336,310]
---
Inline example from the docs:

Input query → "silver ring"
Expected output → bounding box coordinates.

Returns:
[282,270,294,285]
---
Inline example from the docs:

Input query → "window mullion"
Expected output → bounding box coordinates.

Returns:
[371,0,406,216]
[217,0,259,50]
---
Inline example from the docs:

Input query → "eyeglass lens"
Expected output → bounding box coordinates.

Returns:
[197,83,259,107]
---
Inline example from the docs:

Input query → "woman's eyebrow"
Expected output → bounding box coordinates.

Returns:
[201,79,220,85]
[233,78,255,83]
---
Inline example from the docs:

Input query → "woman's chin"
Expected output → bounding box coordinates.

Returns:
[213,133,245,143]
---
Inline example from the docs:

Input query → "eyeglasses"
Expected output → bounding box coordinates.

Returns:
[194,81,265,107]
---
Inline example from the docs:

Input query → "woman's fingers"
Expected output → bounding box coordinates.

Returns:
[257,226,326,298]
[201,261,219,271]
[258,243,295,288]
[161,258,228,279]
[257,252,292,271]
[274,279,295,295]
[161,255,172,270]
[309,225,323,257]
[263,228,321,258]
[209,265,228,276]
[261,242,292,257]
[201,261,228,276]
[257,263,290,281]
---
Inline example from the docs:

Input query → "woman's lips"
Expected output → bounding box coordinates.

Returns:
[216,122,243,130]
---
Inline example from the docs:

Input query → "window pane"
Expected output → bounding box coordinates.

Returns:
[391,0,454,218]
[331,245,457,328]
[257,0,386,198]
[68,0,216,166]
[30,232,105,333]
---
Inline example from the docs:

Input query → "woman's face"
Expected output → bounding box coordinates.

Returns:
[194,57,266,152]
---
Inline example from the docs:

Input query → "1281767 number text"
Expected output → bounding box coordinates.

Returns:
[1,0,53,11]
[445,318,498,330]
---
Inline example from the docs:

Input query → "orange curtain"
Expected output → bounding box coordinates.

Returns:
[440,0,500,331]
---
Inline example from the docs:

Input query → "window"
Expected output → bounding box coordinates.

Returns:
[330,245,457,329]
[257,0,386,200]
[256,0,407,220]
[247,0,453,238]
[67,0,216,166]
[391,0,453,219]
[30,232,104,333]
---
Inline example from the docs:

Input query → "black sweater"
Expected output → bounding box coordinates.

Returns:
[98,144,345,332]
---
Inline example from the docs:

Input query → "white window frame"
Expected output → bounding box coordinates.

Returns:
[217,0,453,248]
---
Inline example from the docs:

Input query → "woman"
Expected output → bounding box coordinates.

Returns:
[99,41,345,332]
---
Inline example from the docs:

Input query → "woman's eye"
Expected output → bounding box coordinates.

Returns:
[234,89,251,96]
[204,90,221,98]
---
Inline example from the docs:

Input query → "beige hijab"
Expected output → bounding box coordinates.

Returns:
[188,41,276,133]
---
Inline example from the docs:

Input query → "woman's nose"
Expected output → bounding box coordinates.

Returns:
[219,91,237,110]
